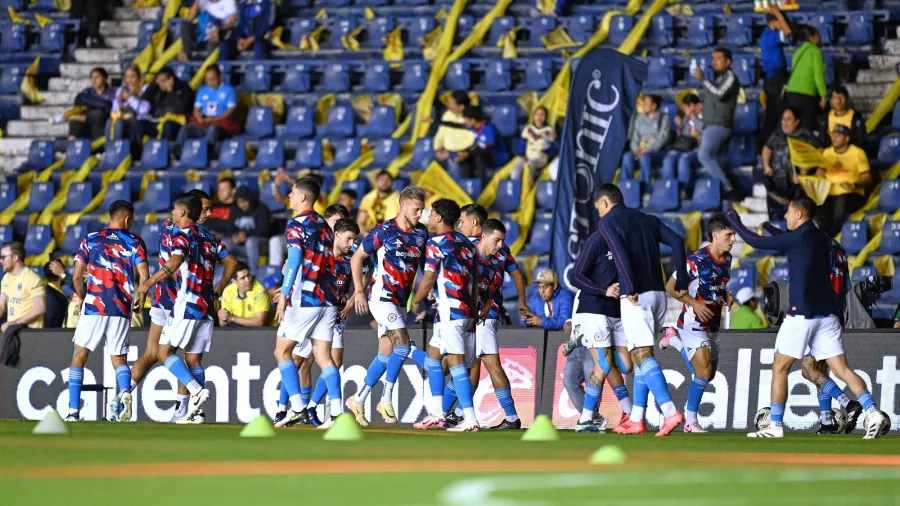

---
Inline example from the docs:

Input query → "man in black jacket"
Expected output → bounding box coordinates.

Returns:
[227,186,272,275]
[43,261,70,328]
[142,67,196,142]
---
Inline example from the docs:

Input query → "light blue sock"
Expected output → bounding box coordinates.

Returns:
[410,347,428,368]
[114,365,130,393]
[450,365,474,410]
[68,367,84,412]
[365,353,390,387]
[495,386,518,420]
[582,383,602,419]
[821,379,843,403]
[385,345,410,384]
[857,391,875,411]
[641,357,673,406]
[278,360,301,397]
[613,384,629,402]
[279,382,290,408]
[321,366,342,404]
[771,402,785,424]
[443,379,458,414]
[190,366,205,387]
[300,386,311,406]
[165,356,198,389]
[817,391,832,413]
[686,376,709,414]
[311,376,327,405]
[633,365,648,409]
[425,357,444,396]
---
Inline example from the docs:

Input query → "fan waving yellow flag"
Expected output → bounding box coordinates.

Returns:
[797,176,832,205]
[787,137,835,169]
[415,162,473,206]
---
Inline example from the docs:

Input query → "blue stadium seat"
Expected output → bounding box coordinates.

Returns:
[456,15,475,41]
[879,271,900,304]
[178,138,207,169]
[401,60,429,92]
[732,54,758,87]
[323,62,351,92]
[410,137,433,171]
[103,181,130,207]
[875,179,900,212]
[396,0,428,6]
[728,267,756,292]
[287,18,317,47]
[282,105,314,139]
[256,265,283,285]
[488,16,515,45]
[27,181,55,213]
[35,21,65,53]
[686,15,715,48]
[320,104,354,139]
[686,54,713,87]
[24,225,52,256]
[281,63,311,93]
[733,103,759,135]
[64,181,93,212]
[60,223,89,256]
[141,222,163,255]
[873,136,900,170]
[236,172,260,194]
[245,106,274,139]
[644,178,679,212]
[137,20,159,48]
[770,265,790,282]
[561,15,594,43]
[874,220,900,255]
[445,61,471,91]
[851,265,877,282]
[138,139,168,170]
[840,220,868,255]
[324,17,358,48]
[724,14,754,46]
[170,62,193,82]
[493,180,521,213]
[0,224,11,245]
[254,139,284,170]
[647,13,674,47]
[332,138,361,168]
[217,138,246,169]
[364,17,392,48]
[501,219,519,245]
[98,140,130,171]
[24,140,54,171]
[536,180,555,210]
[521,218,552,255]
[646,56,674,88]
[399,16,435,46]
[0,65,24,94]
[319,0,350,7]
[342,179,369,200]
[0,183,14,210]
[892,103,900,131]
[807,13,834,45]
[459,178,482,199]
[63,139,92,170]
[521,17,556,47]
[138,181,172,213]
[293,139,323,169]
[618,179,641,208]
[362,62,390,92]
[727,134,756,167]
[372,138,399,169]
[360,105,395,139]
[490,104,518,137]
[681,178,721,212]
[608,15,633,47]
[483,60,511,92]
[0,23,27,53]
[182,178,212,195]
[523,58,553,91]
[242,63,272,92]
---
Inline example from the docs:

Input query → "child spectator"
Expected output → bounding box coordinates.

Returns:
[67,67,115,141]
[433,91,475,162]
[236,0,274,60]
[512,106,557,182]
[621,94,671,185]
[661,93,703,186]
[461,104,510,185]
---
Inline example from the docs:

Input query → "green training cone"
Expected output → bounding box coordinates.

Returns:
[589,445,627,465]
[521,414,559,441]
[33,411,69,435]
[323,413,363,441]
[241,415,276,438]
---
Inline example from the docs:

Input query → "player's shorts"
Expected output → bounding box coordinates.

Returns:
[72,315,131,355]
[677,327,721,362]
[775,314,843,361]
[149,306,169,327]
[573,312,627,349]
[620,291,667,350]
[160,317,213,354]
[277,306,337,344]
[292,322,345,358]
[475,319,501,356]
[370,300,407,337]
[431,319,475,367]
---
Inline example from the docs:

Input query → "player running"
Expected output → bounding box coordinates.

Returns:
[66,201,149,422]
[347,186,428,427]
[660,214,735,433]
[411,199,482,431]
[594,184,689,436]
[727,196,886,438]
[273,177,343,429]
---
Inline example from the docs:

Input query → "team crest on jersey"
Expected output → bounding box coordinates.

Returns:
[393,239,404,248]
[416,237,424,246]
[387,312,397,322]
[247,304,252,312]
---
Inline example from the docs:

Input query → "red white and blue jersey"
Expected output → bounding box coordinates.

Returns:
[676,247,731,333]
[75,228,148,318]
[828,238,849,319]
[199,225,231,264]
[170,225,218,320]
[425,231,476,322]
[151,219,178,310]
[363,218,428,306]
[470,234,519,320]
[285,210,336,308]
[333,243,370,302]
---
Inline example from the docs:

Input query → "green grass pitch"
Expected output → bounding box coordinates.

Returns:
[2,420,900,506]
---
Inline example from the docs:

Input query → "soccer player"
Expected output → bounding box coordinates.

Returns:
[273,177,343,429]
[66,201,149,422]
[347,186,428,427]
[660,214,735,433]
[411,199,481,431]
[593,184,689,436]
[569,191,635,433]
[727,196,885,438]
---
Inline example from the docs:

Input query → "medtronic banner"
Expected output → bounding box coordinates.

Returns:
[550,47,647,292]
[1,328,898,432]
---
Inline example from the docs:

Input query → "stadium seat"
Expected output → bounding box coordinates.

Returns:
[483,60,511,92]
[724,14,754,46]
[182,178,212,195]
[137,181,172,213]
[873,136,900,170]
[732,54,758,87]
[141,222,163,255]
[536,181,555,210]
[341,179,369,200]
[399,16,436,46]
[0,66,24,95]
[521,17,556,47]
[520,218,552,255]
[502,219,520,245]
[445,61,471,91]
[170,62,193,82]
[235,172,260,194]
[256,265,283,284]
[332,138,361,168]
[103,181,130,207]
[217,138,246,169]
[647,13,674,47]
[874,221,900,255]
[490,104,518,138]
[137,20,159,48]
[728,267,756,292]
[401,61,429,92]
[493,180,521,213]
[242,63,272,93]
[644,179,679,212]
[618,179,641,209]
[608,15,633,47]
[363,17,392,48]
[254,139,284,170]
[892,103,900,131]
[35,21,65,53]
[851,265,877,282]
[281,63,311,93]
[360,105,396,139]
[60,223,89,256]
[875,179,900,212]
[840,220,868,255]
[64,181,93,213]
[245,106,274,139]
[362,62,390,93]
[807,13,834,45]
[0,23,27,53]
[0,183,14,210]
[320,104,355,139]
[488,16,515,45]
[27,182,55,213]
[24,226,52,257]
[98,140,130,171]
[323,62,351,93]
[0,224,12,244]
[371,138,399,169]
[561,15,594,43]
[681,178,721,212]
[409,137,433,171]
[24,140,54,171]
[727,134,756,167]
[456,15,476,41]
[282,105,314,140]
[396,0,428,6]
[686,15,715,48]
[293,139,323,169]
[63,139,92,170]
[178,138,208,170]
[523,59,553,91]
[459,178,482,199]
[733,103,759,135]
[770,265,790,282]
[138,139,168,170]
[646,56,674,88]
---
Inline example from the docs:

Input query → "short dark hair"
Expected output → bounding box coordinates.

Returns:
[483,218,507,236]
[460,204,488,226]
[791,195,816,218]
[187,189,211,201]
[90,67,108,80]
[593,184,623,205]
[341,188,358,201]
[206,64,222,78]
[782,107,801,121]
[157,67,175,80]
[644,94,662,109]
[682,93,701,105]
[713,47,733,61]
[324,204,350,221]
[293,176,321,200]
[706,213,733,240]
[175,194,203,222]
[376,170,393,181]
[2,241,25,261]
[431,199,461,227]
[831,84,849,99]
[219,177,236,189]
[450,90,470,107]
[108,200,134,220]
[462,104,484,122]
[333,218,360,236]
[43,262,61,284]
[234,262,250,277]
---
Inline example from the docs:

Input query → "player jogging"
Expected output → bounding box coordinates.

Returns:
[660,214,735,433]
[727,196,885,438]
[411,199,482,431]
[347,186,428,427]
[273,177,343,429]
[593,184,688,436]
[66,201,149,422]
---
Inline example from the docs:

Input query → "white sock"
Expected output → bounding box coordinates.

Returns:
[866,405,878,415]
[619,396,633,415]
[289,394,304,412]
[771,421,783,429]
[356,385,371,404]
[381,381,394,403]
[462,406,477,425]
[685,409,697,425]
[455,407,463,417]
[837,394,851,408]
[330,398,342,417]
[306,400,317,410]
[68,408,79,416]
[660,401,677,418]
[186,380,202,396]
[630,406,645,423]
[175,394,189,417]
[130,379,138,390]
[579,408,594,423]
[669,335,684,352]
[431,395,443,417]
[820,410,834,424]
[506,414,519,423]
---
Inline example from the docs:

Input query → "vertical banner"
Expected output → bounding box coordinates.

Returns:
[551,48,647,291]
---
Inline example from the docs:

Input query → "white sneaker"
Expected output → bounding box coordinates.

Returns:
[413,415,447,430]
[683,421,707,433]
[447,421,480,432]
[106,392,121,422]
[317,417,335,430]
[118,392,133,423]
[748,425,784,438]
[187,388,210,419]
[863,410,886,439]
[176,410,206,425]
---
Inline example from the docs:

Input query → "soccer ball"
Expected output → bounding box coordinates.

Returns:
[832,407,848,433]
[755,407,771,430]
[863,410,891,437]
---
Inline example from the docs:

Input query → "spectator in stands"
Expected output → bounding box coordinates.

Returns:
[179,0,240,62]
[68,67,115,141]
[461,104,510,184]
[662,93,703,186]
[821,124,871,236]
[433,91,475,163]
[622,94,672,185]
[358,170,400,230]
[520,269,573,330]
[730,287,765,329]
[207,177,237,237]
[176,65,240,159]
[42,261,69,329]
[693,47,740,199]
[513,106,557,182]
[218,262,272,327]
[0,242,45,330]
[144,67,196,142]
[760,5,793,141]
[784,25,827,133]
[108,65,153,159]
[228,185,272,274]
[339,189,358,212]
[762,107,818,220]
[71,0,108,48]
[821,85,868,152]
[236,0,274,60]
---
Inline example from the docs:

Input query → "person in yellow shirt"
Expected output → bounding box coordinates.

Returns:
[358,170,400,230]
[821,124,871,236]
[0,242,46,331]
[218,262,272,327]
[433,91,475,161]
[823,86,867,150]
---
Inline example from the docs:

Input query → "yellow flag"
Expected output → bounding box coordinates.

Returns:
[34,13,54,29]
[517,91,539,116]
[797,176,832,206]
[537,0,556,15]
[421,26,443,61]
[756,256,775,287]
[20,57,44,104]
[873,255,896,277]
[132,0,160,7]
[300,25,325,52]
[541,26,579,50]
[477,157,520,208]
[268,26,298,50]
[149,38,184,78]
[316,94,335,125]
[787,137,834,169]
[7,7,29,24]
[497,27,519,59]
[364,7,376,19]
[680,211,703,252]
[190,47,220,90]
[383,26,404,62]
[351,94,374,124]
[342,26,364,51]
[162,0,181,23]
[417,162,473,205]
